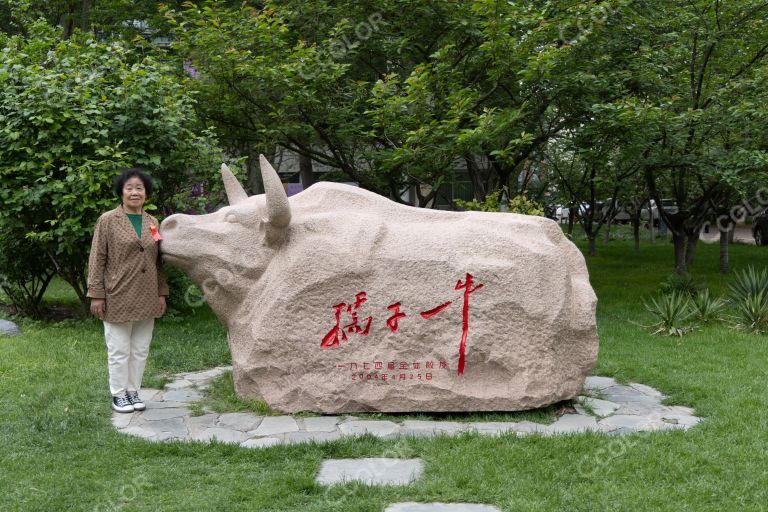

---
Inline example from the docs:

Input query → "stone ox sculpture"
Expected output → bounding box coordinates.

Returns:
[160,156,598,413]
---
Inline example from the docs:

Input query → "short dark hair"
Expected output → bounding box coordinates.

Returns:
[114,168,154,201]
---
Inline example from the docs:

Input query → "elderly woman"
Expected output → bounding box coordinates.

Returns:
[87,168,169,413]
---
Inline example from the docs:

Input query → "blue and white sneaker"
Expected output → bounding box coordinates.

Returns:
[112,394,134,413]
[127,390,146,411]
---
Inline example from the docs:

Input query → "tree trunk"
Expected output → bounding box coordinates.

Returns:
[299,152,315,188]
[720,228,730,273]
[81,0,92,32]
[603,218,612,244]
[673,233,687,275]
[648,205,656,244]
[567,209,575,235]
[587,235,596,257]
[632,216,640,252]
[685,231,699,268]
[466,157,486,201]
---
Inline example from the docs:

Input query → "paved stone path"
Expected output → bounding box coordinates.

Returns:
[385,505,501,512]
[316,458,424,485]
[113,367,702,445]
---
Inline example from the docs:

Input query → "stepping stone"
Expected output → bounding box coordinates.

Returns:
[602,386,660,404]
[141,417,188,439]
[401,420,466,437]
[466,422,519,436]
[282,431,344,445]
[302,416,341,432]
[513,421,549,433]
[186,414,218,436]
[629,382,665,398]
[165,379,194,390]
[162,389,203,402]
[660,414,701,428]
[138,388,162,402]
[583,376,616,390]
[111,412,134,429]
[385,504,501,512]
[316,458,424,485]
[339,420,399,438]
[0,319,21,336]
[241,437,281,449]
[249,416,299,436]
[139,407,189,421]
[145,400,188,410]
[217,412,262,431]
[598,415,656,432]
[547,414,599,434]
[581,397,621,417]
[193,427,249,444]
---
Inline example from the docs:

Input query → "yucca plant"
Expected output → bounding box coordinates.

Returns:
[644,292,695,337]
[727,266,768,304]
[690,289,726,323]
[726,266,768,333]
[732,290,768,333]
[659,273,702,298]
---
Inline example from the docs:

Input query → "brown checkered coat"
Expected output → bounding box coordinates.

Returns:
[87,205,169,323]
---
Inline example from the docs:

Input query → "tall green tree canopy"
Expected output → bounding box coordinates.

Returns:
[0,20,226,309]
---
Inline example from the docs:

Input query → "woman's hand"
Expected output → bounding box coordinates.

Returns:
[159,296,167,316]
[90,299,106,320]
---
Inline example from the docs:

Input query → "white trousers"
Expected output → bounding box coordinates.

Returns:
[103,319,155,396]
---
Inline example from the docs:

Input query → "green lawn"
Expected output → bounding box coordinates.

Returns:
[1,235,767,511]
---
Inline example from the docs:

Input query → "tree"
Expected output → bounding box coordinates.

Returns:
[594,0,768,274]
[0,20,227,311]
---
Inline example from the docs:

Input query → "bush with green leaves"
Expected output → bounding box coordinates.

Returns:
[455,189,545,215]
[644,292,695,337]
[690,289,726,324]
[0,21,228,312]
[727,266,768,333]
[658,273,703,297]
[0,222,55,318]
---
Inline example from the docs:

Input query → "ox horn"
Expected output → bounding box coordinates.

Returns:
[221,163,248,205]
[259,154,291,228]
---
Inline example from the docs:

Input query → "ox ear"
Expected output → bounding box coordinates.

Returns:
[221,163,248,205]
[259,154,291,228]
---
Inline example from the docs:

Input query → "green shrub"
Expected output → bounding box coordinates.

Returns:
[0,223,55,318]
[731,290,768,333]
[644,292,695,336]
[727,266,768,304]
[456,189,545,215]
[726,267,768,333]
[659,273,702,297]
[690,289,726,323]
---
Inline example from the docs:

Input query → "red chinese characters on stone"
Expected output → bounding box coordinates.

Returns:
[419,273,484,376]
[320,292,373,349]
[320,274,484,376]
[386,302,406,333]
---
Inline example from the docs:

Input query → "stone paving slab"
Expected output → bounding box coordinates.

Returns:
[580,397,621,417]
[113,367,703,447]
[316,458,424,485]
[301,416,341,432]
[249,416,299,436]
[339,420,399,438]
[385,504,501,512]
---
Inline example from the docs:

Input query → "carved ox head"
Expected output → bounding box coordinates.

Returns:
[159,155,291,324]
